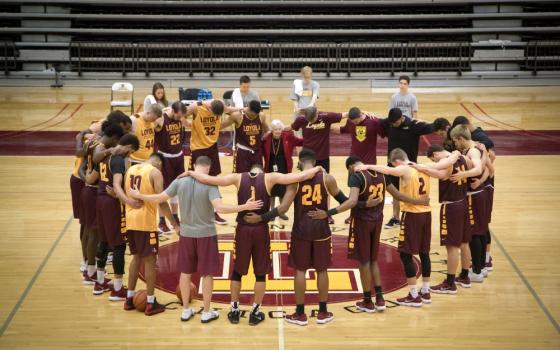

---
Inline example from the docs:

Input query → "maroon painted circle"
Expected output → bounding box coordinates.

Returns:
[140,231,417,306]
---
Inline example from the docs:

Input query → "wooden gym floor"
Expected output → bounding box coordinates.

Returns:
[0,85,558,349]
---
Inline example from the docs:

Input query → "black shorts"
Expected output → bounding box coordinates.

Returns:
[316,158,330,173]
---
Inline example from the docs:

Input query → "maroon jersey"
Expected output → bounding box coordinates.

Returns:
[236,172,270,225]
[351,170,385,221]
[155,113,185,154]
[235,111,262,152]
[291,112,342,160]
[292,171,331,240]
[340,116,384,165]
[84,139,100,186]
[97,155,126,196]
[439,156,468,202]
[463,147,484,187]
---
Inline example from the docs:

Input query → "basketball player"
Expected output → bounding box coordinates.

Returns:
[88,134,140,298]
[182,162,323,325]
[355,148,433,307]
[130,156,262,323]
[451,116,496,270]
[80,121,124,285]
[289,106,348,224]
[123,153,178,316]
[251,149,350,325]
[154,101,187,233]
[185,99,236,225]
[412,145,473,292]
[221,100,269,173]
[449,125,489,283]
[130,104,162,165]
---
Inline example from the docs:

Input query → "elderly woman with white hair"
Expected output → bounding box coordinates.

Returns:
[262,119,303,220]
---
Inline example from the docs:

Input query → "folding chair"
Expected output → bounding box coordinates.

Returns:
[110,82,134,114]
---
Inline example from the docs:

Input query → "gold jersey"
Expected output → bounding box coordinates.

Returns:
[124,163,158,232]
[130,115,155,161]
[190,103,221,151]
[400,168,431,213]
[72,156,84,178]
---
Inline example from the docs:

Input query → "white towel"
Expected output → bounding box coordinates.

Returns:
[293,79,304,96]
[232,88,244,108]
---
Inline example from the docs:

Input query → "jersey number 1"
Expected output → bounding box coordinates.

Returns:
[130,175,142,189]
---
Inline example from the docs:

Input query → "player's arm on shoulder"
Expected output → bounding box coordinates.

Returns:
[452,148,482,180]
[387,183,429,206]
[268,165,321,186]
[75,128,92,156]
[355,163,407,177]
[260,113,270,133]
[92,144,110,164]
[220,112,240,129]
[190,172,241,187]
[412,163,451,180]
[211,196,263,214]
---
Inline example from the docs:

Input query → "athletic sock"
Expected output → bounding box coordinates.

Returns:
[159,216,165,225]
[113,278,123,291]
[87,265,96,277]
[374,286,383,297]
[363,291,372,303]
[409,285,418,298]
[485,252,491,263]
[252,303,260,314]
[231,301,239,310]
[147,295,155,304]
[319,301,327,313]
[446,274,455,285]
[97,270,105,284]
[421,282,430,294]
[296,304,305,315]
[173,214,180,223]
[127,290,135,298]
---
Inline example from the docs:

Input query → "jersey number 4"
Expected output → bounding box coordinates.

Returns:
[301,184,322,206]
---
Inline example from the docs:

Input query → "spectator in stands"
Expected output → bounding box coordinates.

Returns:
[231,75,260,109]
[290,66,320,116]
[389,75,418,119]
[144,82,169,112]
[263,119,303,220]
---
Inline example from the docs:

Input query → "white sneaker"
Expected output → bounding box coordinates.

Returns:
[79,260,87,273]
[181,308,195,322]
[469,271,484,283]
[201,309,219,324]
[107,252,113,264]
[482,268,489,278]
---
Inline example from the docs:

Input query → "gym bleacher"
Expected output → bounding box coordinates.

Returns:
[0,0,559,76]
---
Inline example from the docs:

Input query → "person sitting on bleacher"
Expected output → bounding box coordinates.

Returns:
[231,75,260,109]
[144,82,170,112]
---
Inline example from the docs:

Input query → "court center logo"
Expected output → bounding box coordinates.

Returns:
[144,231,410,306]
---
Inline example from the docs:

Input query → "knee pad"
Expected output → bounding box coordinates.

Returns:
[419,253,431,278]
[96,241,109,268]
[255,274,266,282]
[169,196,178,205]
[230,270,243,282]
[112,244,126,275]
[399,252,416,278]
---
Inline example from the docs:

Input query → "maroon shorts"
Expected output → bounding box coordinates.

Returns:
[178,235,221,276]
[128,230,158,257]
[468,190,489,236]
[347,217,383,263]
[233,147,263,173]
[96,195,126,248]
[189,143,221,176]
[161,155,185,188]
[440,200,470,247]
[485,184,494,223]
[80,185,98,231]
[288,235,332,272]
[398,211,431,255]
[234,223,271,276]
[70,175,84,222]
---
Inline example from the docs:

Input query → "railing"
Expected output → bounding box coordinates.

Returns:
[525,40,560,74]
[0,41,17,75]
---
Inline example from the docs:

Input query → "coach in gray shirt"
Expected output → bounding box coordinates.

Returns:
[290,66,320,115]
[389,75,418,119]
[130,155,262,324]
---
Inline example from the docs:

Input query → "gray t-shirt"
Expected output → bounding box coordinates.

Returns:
[242,90,260,107]
[389,91,418,118]
[290,80,320,109]
[165,177,221,238]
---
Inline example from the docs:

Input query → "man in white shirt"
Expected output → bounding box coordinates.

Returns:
[388,75,418,119]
